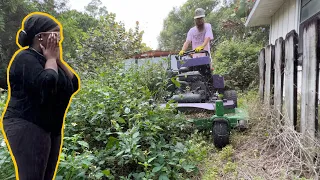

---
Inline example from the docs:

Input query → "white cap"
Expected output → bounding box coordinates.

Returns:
[194,8,205,19]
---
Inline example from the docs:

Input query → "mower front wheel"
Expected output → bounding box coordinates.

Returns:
[212,118,230,149]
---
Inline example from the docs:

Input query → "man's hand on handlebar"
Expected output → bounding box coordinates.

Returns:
[178,49,209,56]
[176,49,210,60]
[194,45,204,53]
[179,50,185,56]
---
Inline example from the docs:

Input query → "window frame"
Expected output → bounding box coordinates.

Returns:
[298,0,320,55]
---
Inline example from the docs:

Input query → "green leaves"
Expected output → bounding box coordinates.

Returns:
[54,61,206,179]
[106,136,119,150]
[102,169,110,176]
[152,165,163,173]
[0,59,212,179]
[171,77,181,88]
[77,141,89,149]
[214,39,261,91]
[70,12,150,74]
[0,0,224,179]
[175,142,187,153]
[182,165,196,172]
[159,174,169,180]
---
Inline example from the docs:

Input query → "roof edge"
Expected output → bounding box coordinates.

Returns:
[245,0,262,27]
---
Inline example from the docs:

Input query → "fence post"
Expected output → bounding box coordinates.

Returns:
[259,48,265,102]
[264,45,275,108]
[274,38,285,120]
[301,19,319,140]
[284,30,298,129]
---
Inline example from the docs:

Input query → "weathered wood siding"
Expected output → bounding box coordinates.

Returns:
[270,0,299,44]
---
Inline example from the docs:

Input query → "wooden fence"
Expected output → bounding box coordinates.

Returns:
[259,18,319,140]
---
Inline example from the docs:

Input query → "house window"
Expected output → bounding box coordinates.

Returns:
[301,0,311,7]
[300,0,320,23]
[298,0,320,55]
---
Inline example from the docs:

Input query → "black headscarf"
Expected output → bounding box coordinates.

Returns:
[18,14,58,47]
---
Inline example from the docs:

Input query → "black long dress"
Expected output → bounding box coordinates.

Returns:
[3,48,79,135]
[2,48,80,179]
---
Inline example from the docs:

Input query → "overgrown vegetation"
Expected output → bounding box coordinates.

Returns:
[54,63,210,179]
[0,61,211,179]
[1,72,319,179]
[213,39,261,91]
[0,0,150,89]
[1,0,319,179]
[199,91,320,180]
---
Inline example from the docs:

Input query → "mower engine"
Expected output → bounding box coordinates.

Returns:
[172,68,209,103]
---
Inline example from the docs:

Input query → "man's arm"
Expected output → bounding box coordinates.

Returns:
[182,40,191,51]
[203,23,214,47]
[195,24,214,53]
[200,37,211,49]
[180,29,193,53]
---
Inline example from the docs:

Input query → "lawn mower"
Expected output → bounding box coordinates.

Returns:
[161,49,248,148]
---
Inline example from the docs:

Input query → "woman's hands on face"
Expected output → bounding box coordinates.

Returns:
[40,33,60,61]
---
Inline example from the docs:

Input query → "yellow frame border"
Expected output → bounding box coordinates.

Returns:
[0,11,81,180]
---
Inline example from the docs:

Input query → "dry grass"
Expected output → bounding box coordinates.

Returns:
[185,111,213,120]
[236,108,319,179]
[199,95,320,180]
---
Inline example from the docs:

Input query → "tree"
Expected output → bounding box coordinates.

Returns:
[213,39,261,91]
[158,0,268,52]
[66,12,150,74]
[58,9,99,59]
[0,0,152,89]
[29,0,70,15]
[84,0,108,18]
[158,0,269,90]
[0,0,38,89]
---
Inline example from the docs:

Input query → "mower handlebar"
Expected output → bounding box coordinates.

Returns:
[175,49,210,60]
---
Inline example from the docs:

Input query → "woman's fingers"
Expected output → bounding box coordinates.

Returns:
[52,34,59,56]
[40,43,45,51]
[51,33,55,48]
[43,33,60,60]
[52,33,59,48]
[55,33,59,45]
[47,33,58,50]
[47,34,53,49]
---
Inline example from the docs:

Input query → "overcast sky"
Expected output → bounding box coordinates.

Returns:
[67,0,188,50]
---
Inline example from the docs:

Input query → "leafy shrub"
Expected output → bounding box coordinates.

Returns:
[0,134,15,180]
[0,93,15,180]
[0,61,212,180]
[213,39,262,91]
[57,62,208,179]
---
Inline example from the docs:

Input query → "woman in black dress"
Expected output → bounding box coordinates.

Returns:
[1,13,80,180]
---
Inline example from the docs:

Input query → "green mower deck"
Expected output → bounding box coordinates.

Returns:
[188,100,249,148]
[189,101,248,130]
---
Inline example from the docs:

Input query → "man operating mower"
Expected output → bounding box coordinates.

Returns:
[179,8,214,58]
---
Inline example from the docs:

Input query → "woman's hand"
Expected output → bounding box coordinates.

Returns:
[40,33,59,61]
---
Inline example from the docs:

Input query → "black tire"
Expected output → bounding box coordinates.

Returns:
[224,90,238,108]
[212,119,230,149]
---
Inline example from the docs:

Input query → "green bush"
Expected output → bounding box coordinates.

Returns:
[0,93,15,180]
[0,134,15,180]
[55,62,208,179]
[213,39,262,91]
[0,61,212,180]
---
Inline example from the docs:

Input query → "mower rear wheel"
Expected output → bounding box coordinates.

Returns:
[212,119,230,149]
[224,90,238,108]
